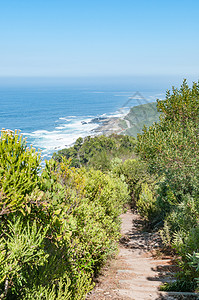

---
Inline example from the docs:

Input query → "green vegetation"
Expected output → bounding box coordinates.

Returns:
[0,79,198,297]
[136,80,199,291]
[0,129,41,214]
[119,102,161,137]
[0,130,129,299]
[53,134,137,170]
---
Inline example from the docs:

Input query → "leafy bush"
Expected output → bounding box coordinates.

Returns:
[137,80,199,204]
[160,279,197,293]
[0,129,41,214]
[110,158,153,206]
[136,183,157,221]
[166,194,199,233]
[53,134,136,170]
[0,219,49,298]
[136,80,199,291]
[0,130,130,299]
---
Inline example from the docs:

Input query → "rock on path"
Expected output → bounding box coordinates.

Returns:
[87,211,198,300]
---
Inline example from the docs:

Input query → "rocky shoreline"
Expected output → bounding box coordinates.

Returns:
[93,117,124,135]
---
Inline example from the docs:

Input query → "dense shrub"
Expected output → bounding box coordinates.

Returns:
[0,130,129,299]
[53,134,136,170]
[137,80,199,203]
[136,80,199,291]
[136,183,157,221]
[110,157,154,207]
[0,129,41,214]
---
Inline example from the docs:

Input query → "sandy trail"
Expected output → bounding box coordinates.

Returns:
[87,211,198,300]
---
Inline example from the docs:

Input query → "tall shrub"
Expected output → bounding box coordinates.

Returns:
[0,129,41,214]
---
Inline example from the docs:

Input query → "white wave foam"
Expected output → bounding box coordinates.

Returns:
[23,106,130,161]
[32,130,50,134]
[59,117,73,122]
[55,126,66,130]
[103,108,130,119]
[23,116,100,160]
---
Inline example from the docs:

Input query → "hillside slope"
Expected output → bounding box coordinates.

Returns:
[119,102,161,137]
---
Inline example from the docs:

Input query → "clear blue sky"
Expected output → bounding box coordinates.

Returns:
[1,0,199,78]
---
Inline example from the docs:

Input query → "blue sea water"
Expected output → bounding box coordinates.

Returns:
[0,85,164,161]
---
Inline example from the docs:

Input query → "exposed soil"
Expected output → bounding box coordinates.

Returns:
[86,211,198,300]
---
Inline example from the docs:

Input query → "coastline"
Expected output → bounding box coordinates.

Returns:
[92,116,124,136]
[30,101,159,163]
[92,101,160,138]
[88,108,130,137]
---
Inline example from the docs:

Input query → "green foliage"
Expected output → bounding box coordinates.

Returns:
[187,252,199,290]
[166,194,199,233]
[136,80,199,220]
[2,79,198,296]
[0,130,130,299]
[160,279,197,292]
[136,79,199,290]
[159,221,172,247]
[137,80,199,201]
[120,102,161,137]
[23,273,93,300]
[84,168,130,217]
[0,129,41,214]
[136,183,157,220]
[157,80,199,124]
[155,180,178,217]
[172,226,199,270]
[110,158,153,206]
[0,219,49,297]
[23,277,72,300]
[53,134,136,171]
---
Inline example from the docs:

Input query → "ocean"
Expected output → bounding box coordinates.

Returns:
[0,85,164,162]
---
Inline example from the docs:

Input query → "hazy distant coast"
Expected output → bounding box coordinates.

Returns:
[90,101,160,138]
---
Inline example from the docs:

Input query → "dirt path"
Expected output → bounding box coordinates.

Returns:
[87,211,198,300]
[125,120,131,129]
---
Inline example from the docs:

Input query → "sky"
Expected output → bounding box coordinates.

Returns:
[0,0,199,80]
